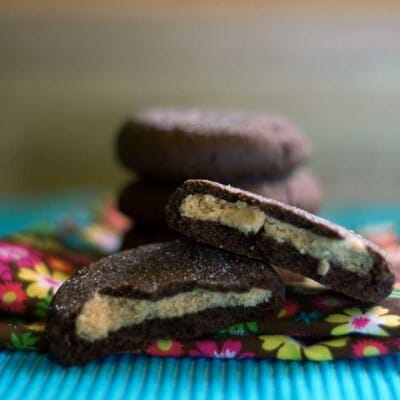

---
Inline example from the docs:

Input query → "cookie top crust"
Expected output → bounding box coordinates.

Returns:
[129,108,302,136]
[117,108,311,181]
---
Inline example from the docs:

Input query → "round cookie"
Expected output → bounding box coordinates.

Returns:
[47,240,284,365]
[117,108,311,181]
[118,169,322,225]
[118,183,175,226]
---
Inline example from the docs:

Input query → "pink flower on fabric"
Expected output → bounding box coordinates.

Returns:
[312,294,351,312]
[277,299,301,319]
[351,316,370,330]
[0,282,27,313]
[0,263,13,281]
[146,340,184,357]
[352,339,389,358]
[189,340,254,359]
[0,242,42,268]
[326,306,400,336]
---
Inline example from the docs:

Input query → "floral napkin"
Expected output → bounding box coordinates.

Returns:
[0,205,400,361]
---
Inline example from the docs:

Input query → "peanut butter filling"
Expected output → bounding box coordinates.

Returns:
[180,194,265,234]
[262,215,372,274]
[76,288,271,342]
[179,194,373,275]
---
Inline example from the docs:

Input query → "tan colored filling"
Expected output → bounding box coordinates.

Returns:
[262,215,372,274]
[180,194,373,275]
[76,288,271,342]
[180,194,265,234]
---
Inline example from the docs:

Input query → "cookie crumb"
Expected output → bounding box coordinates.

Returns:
[317,259,330,276]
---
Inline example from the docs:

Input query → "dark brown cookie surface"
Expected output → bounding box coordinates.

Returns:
[47,240,284,365]
[117,108,311,181]
[166,180,394,303]
[118,168,322,225]
[120,226,181,250]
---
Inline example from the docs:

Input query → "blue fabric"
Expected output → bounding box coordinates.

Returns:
[0,191,98,236]
[0,352,399,400]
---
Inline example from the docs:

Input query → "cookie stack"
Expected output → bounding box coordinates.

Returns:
[47,180,394,365]
[116,108,322,248]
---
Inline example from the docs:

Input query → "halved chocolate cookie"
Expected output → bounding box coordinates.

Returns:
[117,108,310,182]
[166,180,394,303]
[47,241,284,365]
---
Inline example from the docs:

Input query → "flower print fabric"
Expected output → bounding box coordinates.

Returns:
[146,340,184,357]
[326,307,400,337]
[259,335,348,361]
[0,237,99,318]
[189,340,254,359]
[0,220,400,361]
[0,282,27,313]
[352,338,389,358]
[18,263,68,299]
[277,299,301,319]
[0,263,13,281]
[217,321,259,337]
[0,242,43,268]
[312,294,352,312]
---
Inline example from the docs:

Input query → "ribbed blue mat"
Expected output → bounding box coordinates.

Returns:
[0,352,399,400]
[1,198,400,400]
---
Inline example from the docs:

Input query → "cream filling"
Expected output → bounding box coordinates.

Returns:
[262,215,372,274]
[76,288,271,342]
[180,194,373,275]
[180,194,265,234]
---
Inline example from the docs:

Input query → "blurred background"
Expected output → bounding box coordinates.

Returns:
[1,1,400,204]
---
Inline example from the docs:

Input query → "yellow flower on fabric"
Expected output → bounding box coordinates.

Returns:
[259,335,348,361]
[25,322,45,332]
[261,335,302,360]
[326,306,400,337]
[18,263,68,299]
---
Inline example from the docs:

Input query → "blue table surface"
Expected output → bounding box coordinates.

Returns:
[1,195,400,400]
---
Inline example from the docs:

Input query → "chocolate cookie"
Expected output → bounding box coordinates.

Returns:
[166,180,394,303]
[117,108,311,181]
[120,226,181,250]
[118,169,322,225]
[47,240,284,365]
[118,183,176,226]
